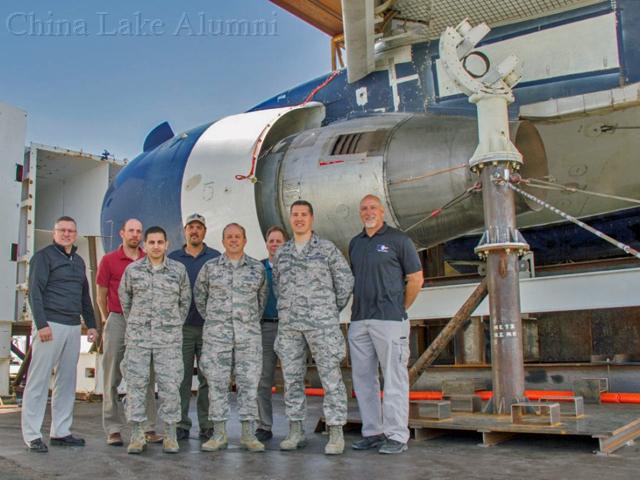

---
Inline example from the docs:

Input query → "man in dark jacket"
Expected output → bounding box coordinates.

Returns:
[255,225,288,442]
[21,216,97,452]
[168,213,221,441]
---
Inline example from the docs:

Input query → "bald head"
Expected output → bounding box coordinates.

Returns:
[359,194,385,233]
[360,194,383,208]
[120,218,143,249]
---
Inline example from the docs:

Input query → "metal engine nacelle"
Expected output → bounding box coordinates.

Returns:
[101,105,546,258]
[256,113,547,252]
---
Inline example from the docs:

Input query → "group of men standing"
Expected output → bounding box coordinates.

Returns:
[21,194,423,457]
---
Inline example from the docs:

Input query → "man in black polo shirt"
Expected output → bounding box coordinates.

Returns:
[168,213,220,441]
[348,195,423,454]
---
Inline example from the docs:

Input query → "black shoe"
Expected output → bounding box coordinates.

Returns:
[378,438,408,454]
[352,434,386,450]
[198,428,213,441]
[27,438,48,453]
[50,435,85,447]
[177,427,190,441]
[255,428,273,442]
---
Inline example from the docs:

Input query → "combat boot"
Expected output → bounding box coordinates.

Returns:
[324,425,344,455]
[279,420,307,450]
[201,421,228,452]
[240,421,265,452]
[162,423,179,454]
[127,423,146,454]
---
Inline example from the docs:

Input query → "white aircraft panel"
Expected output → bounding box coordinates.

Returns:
[181,103,325,259]
[436,12,619,99]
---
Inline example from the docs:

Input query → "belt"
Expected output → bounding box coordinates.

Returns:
[262,318,279,323]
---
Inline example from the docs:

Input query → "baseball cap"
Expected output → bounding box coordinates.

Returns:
[185,213,206,227]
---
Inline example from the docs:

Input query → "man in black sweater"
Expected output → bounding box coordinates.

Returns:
[21,216,97,452]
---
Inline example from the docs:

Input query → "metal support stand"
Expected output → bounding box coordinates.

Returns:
[440,20,527,414]
[477,163,527,413]
[407,19,640,457]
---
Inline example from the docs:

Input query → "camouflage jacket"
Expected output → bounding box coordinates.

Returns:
[273,232,353,331]
[119,256,191,348]
[194,253,267,342]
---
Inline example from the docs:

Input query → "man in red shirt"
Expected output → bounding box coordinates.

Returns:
[97,219,161,446]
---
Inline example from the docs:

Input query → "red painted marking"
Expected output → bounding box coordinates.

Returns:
[319,159,345,166]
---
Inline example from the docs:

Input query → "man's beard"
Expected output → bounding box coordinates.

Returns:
[189,237,203,246]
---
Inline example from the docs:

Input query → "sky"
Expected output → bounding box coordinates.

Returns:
[0,1,330,160]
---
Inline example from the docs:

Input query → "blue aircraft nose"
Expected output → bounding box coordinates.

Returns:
[100,122,212,252]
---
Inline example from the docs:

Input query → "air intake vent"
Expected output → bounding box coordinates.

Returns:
[331,133,363,155]
[329,130,388,156]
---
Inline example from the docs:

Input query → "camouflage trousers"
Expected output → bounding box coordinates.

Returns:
[275,326,347,426]
[121,346,183,424]
[201,336,262,422]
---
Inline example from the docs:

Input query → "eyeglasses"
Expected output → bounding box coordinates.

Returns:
[55,228,77,234]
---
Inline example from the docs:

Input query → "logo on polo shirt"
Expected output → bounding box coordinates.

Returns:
[376,244,389,253]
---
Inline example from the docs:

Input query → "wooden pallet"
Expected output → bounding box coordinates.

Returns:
[409,403,640,455]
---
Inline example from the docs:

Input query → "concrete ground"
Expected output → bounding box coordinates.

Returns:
[1,394,639,480]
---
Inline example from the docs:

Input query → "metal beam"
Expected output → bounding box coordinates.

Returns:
[270,0,343,36]
[409,267,640,320]
[341,0,376,83]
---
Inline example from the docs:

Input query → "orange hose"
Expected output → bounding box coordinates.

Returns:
[235,71,340,182]
[301,71,340,105]
[525,390,573,400]
[409,391,443,401]
[302,389,640,404]
[476,391,492,401]
[601,392,620,403]
[305,388,325,397]
[618,393,640,404]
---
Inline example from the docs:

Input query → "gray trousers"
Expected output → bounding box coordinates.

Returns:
[101,312,157,435]
[123,346,183,424]
[257,321,278,430]
[275,327,347,426]
[201,336,262,422]
[21,322,80,444]
[178,324,211,431]
[348,319,410,443]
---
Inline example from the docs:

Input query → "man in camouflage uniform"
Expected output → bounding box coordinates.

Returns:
[119,226,191,454]
[195,223,267,453]
[273,200,354,455]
